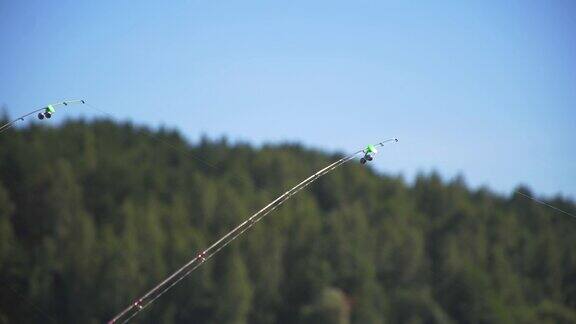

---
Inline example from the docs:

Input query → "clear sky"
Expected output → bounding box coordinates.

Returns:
[1,0,575,198]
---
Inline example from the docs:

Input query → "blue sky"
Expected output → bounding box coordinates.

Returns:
[1,0,575,198]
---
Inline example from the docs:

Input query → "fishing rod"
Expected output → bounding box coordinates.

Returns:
[109,138,399,323]
[0,100,86,134]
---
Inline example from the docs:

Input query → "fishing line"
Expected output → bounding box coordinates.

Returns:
[0,277,59,324]
[515,191,576,220]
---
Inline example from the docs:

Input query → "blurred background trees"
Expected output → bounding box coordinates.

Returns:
[0,119,575,323]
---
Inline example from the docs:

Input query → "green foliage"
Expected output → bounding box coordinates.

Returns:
[535,300,576,324]
[212,248,253,324]
[300,287,350,324]
[0,182,15,270]
[0,119,575,323]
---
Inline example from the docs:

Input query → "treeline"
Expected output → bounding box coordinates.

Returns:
[0,119,575,323]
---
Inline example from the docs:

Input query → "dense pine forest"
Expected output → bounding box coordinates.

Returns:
[0,119,575,324]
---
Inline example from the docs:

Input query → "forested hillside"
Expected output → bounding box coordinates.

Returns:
[0,119,575,323]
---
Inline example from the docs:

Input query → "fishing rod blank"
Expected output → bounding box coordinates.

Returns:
[108,138,399,323]
[0,99,86,134]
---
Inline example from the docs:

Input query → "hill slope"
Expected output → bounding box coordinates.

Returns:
[0,120,575,323]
